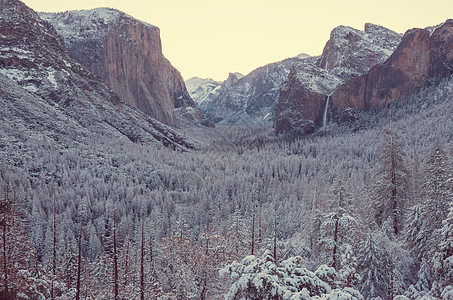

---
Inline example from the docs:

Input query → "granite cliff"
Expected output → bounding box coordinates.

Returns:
[41,9,211,127]
[330,20,453,114]
[274,24,402,134]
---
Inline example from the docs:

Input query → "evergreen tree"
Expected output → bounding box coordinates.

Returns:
[227,205,249,256]
[319,177,357,270]
[405,204,431,292]
[423,142,451,232]
[305,179,327,262]
[220,250,363,299]
[0,185,51,299]
[405,204,426,263]
[405,142,452,293]
[371,129,409,236]
[175,215,190,239]
[339,244,361,289]
[357,231,389,300]
[418,142,453,260]
[0,186,13,295]
[386,238,411,300]
[431,204,453,298]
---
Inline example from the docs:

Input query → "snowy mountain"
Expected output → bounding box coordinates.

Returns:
[275,20,453,136]
[185,77,222,111]
[0,0,195,151]
[40,8,211,128]
[274,24,402,135]
[330,20,453,114]
[187,54,310,125]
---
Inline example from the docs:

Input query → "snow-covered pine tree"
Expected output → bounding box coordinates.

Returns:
[385,237,411,300]
[305,178,328,262]
[220,249,363,299]
[227,205,249,259]
[357,231,389,300]
[175,215,190,239]
[0,184,52,299]
[423,142,451,231]
[418,142,452,256]
[319,177,357,270]
[405,204,431,292]
[405,142,451,293]
[75,224,83,300]
[339,244,361,289]
[0,185,13,296]
[371,128,409,236]
[405,204,426,263]
[431,203,453,298]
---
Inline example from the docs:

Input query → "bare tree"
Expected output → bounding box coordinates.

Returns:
[0,186,12,294]
[113,213,118,300]
[75,224,82,300]
[140,220,145,300]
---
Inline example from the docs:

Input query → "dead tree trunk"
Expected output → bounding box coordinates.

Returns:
[113,216,118,300]
[140,221,145,300]
[75,224,82,300]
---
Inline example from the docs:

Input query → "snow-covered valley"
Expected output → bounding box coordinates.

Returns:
[0,0,452,299]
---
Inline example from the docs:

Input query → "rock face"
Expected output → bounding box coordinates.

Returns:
[274,24,402,134]
[330,20,453,113]
[188,54,310,125]
[40,8,210,127]
[0,0,195,150]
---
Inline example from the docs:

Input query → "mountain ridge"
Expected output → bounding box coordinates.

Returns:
[0,0,195,151]
[187,53,311,125]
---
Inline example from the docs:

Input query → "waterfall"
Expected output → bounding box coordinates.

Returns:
[322,95,330,129]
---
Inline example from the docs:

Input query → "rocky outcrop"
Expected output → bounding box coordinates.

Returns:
[330,20,453,112]
[0,0,195,150]
[274,24,402,134]
[41,8,210,127]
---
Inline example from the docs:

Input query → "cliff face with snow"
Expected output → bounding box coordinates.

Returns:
[40,9,211,128]
[274,24,402,135]
[187,54,310,125]
[0,0,195,150]
[330,20,453,114]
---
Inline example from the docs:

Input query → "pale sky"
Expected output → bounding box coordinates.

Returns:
[23,0,452,81]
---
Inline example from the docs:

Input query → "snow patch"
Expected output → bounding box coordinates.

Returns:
[0,68,33,82]
[47,70,58,89]
[0,47,33,55]
[23,84,38,93]
[426,21,446,36]
[292,61,343,95]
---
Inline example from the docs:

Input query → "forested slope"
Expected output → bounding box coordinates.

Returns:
[0,73,452,298]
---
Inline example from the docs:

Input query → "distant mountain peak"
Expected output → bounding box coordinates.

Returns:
[223,72,243,88]
[186,53,311,125]
[295,53,311,60]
